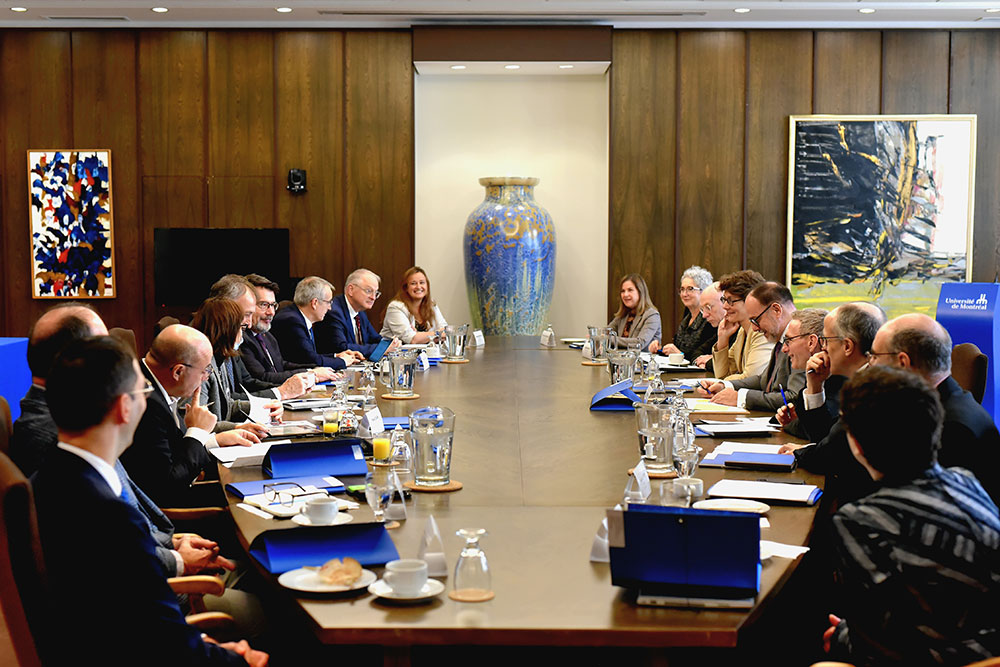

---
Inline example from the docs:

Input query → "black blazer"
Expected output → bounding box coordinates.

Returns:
[936,375,1000,505]
[270,305,347,370]
[240,329,314,384]
[120,362,214,508]
[315,293,382,358]
[32,448,244,666]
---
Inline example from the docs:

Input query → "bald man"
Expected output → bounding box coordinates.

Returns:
[867,313,1000,503]
[693,282,727,370]
[120,324,256,507]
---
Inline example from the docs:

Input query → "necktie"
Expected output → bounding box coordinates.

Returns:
[355,314,363,344]
[225,357,236,396]
[258,332,276,371]
[309,326,316,349]
[765,346,781,392]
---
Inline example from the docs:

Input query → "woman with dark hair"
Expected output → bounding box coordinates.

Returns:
[380,266,448,344]
[190,296,277,434]
[608,273,662,352]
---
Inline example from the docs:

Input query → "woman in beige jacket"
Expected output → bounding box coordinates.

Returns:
[711,270,774,380]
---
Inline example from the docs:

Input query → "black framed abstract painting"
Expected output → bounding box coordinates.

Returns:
[786,116,976,317]
[27,149,115,299]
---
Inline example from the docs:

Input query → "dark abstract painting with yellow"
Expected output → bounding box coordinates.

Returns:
[786,116,976,318]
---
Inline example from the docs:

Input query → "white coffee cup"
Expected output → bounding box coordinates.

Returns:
[301,496,339,524]
[383,558,428,596]
[668,352,685,365]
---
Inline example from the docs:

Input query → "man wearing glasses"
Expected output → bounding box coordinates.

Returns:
[316,268,400,359]
[270,275,365,371]
[867,313,1000,504]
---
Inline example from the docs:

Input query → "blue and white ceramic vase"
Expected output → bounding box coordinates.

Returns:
[463,176,556,335]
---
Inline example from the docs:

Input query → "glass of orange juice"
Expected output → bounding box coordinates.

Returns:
[372,432,392,464]
[322,409,341,435]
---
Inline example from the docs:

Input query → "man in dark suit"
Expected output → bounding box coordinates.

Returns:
[270,275,365,369]
[773,308,837,440]
[242,273,355,383]
[703,282,805,411]
[32,336,265,666]
[867,312,1000,505]
[314,268,399,358]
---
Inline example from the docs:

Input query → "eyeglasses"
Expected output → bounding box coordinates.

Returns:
[263,482,328,507]
[748,303,773,328]
[678,286,702,294]
[817,335,844,350]
[780,332,810,346]
[353,285,382,299]
[257,301,278,311]
[317,298,334,307]
[180,362,212,378]
[129,380,155,397]
[866,350,896,363]
[721,296,744,306]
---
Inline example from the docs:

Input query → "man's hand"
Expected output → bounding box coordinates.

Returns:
[822,614,843,653]
[775,403,798,426]
[312,367,342,382]
[216,429,260,447]
[710,387,738,406]
[806,351,831,393]
[277,373,309,399]
[238,421,270,438]
[778,442,807,455]
[264,400,283,422]
[695,380,716,398]
[336,350,362,367]
[647,340,661,354]
[175,535,236,575]
[387,337,402,353]
[693,354,711,368]
[204,638,269,667]
[184,387,218,432]
[662,343,682,355]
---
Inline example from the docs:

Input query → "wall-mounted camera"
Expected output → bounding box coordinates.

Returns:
[287,168,307,194]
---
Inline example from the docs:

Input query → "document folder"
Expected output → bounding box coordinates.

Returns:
[590,379,642,411]
[262,439,367,479]
[608,504,760,604]
[249,522,399,573]
[225,475,346,500]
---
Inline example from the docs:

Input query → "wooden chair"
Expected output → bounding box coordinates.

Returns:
[108,327,138,356]
[155,315,181,336]
[277,299,294,312]
[952,342,989,404]
[0,396,12,456]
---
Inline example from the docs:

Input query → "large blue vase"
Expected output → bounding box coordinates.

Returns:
[463,177,556,335]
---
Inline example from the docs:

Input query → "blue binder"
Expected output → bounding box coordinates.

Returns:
[609,504,760,602]
[590,379,642,411]
[249,522,400,573]
[262,439,368,479]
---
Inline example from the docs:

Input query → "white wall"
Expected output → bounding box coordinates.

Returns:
[414,74,609,338]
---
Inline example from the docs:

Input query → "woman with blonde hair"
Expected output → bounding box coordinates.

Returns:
[380,266,448,344]
[608,273,662,352]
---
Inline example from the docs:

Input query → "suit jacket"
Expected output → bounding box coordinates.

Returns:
[270,305,348,369]
[32,448,244,666]
[785,374,846,441]
[120,362,214,508]
[730,347,805,412]
[315,294,383,357]
[199,356,252,432]
[12,384,179,575]
[241,329,313,383]
[712,327,775,381]
[608,306,662,352]
[936,375,1000,505]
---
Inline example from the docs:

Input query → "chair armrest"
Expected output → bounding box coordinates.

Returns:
[167,574,225,597]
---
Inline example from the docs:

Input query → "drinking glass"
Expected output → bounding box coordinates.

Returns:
[410,406,456,487]
[365,469,392,522]
[452,528,492,602]
[389,426,412,479]
[371,431,392,464]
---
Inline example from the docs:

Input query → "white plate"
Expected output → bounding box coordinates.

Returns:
[561,337,588,344]
[368,578,446,601]
[278,567,376,593]
[291,512,354,527]
[691,498,771,514]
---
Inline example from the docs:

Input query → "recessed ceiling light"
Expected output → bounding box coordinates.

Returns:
[858,7,876,14]
[734,8,751,14]
[10,7,27,12]
[559,64,574,69]
[504,64,520,70]
[275,7,292,13]
[151,6,168,13]
[450,65,466,70]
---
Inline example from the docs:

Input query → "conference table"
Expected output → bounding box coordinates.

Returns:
[219,336,821,665]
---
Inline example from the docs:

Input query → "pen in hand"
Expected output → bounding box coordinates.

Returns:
[779,384,788,408]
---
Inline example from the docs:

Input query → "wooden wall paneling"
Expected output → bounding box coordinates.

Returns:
[745,31,813,284]
[70,30,143,337]
[275,31,345,283]
[138,31,206,177]
[882,31,949,114]
[207,31,275,178]
[206,177,276,228]
[951,31,1000,283]
[813,31,882,114]
[344,31,414,300]
[609,30,677,327]
[1,32,74,337]
[0,31,6,335]
[676,32,746,300]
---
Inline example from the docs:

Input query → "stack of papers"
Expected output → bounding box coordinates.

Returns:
[707,479,823,505]
[684,398,750,415]
[209,441,282,468]
[242,485,359,518]
[696,421,778,437]
[702,442,784,466]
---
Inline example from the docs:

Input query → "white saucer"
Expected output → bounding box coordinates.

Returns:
[561,337,588,344]
[691,498,771,514]
[291,512,354,527]
[278,567,376,593]
[367,578,446,601]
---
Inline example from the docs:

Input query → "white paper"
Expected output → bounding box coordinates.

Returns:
[472,329,485,347]
[761,540,810,559]
[418,515,448,576]
[210,441,273,465]
[242,384,272,425]
[708,479,820,504]
[365,406,385,434]
[633,459,652,499]
[590,514,611,562]
[759,517,771,529]
[712,442,784,455]
[698,423,779,436]
[685,398,750,414]
[236,503,273,520]
[418,351,430,372]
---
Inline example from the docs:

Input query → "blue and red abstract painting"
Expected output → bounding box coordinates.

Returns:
[28,150,115,298]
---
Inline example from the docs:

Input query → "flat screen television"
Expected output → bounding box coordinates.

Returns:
[154,228,291,307]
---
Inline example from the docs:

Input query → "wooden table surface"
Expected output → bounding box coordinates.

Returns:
[220,336,821,651]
